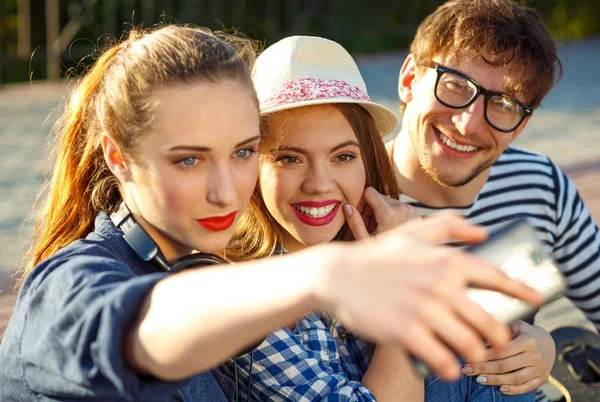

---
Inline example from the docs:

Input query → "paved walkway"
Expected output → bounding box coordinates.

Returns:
[0,82,70,341]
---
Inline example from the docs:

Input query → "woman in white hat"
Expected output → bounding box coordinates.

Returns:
[223,36,536,402]
[229,34,414,252]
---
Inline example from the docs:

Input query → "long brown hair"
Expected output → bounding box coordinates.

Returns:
[17,25,258,288]
[225,103,399,261]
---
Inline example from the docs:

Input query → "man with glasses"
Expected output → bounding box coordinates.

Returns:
[386,0,600,401]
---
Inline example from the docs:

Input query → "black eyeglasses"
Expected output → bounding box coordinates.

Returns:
[424,63,533,133]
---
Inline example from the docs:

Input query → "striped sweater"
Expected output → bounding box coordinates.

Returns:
[400,146,600,402]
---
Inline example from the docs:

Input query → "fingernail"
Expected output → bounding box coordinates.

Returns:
[476,376,487,384]
[342,204,353,217]
[461,365,473,374]
[500,386,510,393]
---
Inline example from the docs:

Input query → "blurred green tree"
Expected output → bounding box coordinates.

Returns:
[0,0,599,83]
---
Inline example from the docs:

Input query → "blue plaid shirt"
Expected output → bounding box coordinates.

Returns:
[225,312,375,401]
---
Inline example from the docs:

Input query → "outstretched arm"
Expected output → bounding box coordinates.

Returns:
[126,214,543,382]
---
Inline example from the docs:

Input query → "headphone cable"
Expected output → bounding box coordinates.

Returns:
[246,351,254,402]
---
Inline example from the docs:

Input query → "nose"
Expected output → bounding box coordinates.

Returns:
[206,162,236,207]
[452,95,486,136]
[301,163,335,195]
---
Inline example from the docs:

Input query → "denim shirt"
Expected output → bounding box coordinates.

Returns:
[0,213,232,401]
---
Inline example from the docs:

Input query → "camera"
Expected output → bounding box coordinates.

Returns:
[412,218,567,377]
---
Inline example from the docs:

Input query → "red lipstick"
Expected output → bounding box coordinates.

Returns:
[196,211,237,231]
[291,200,340,227]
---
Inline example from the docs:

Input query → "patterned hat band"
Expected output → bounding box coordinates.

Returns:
[260,77,371,111]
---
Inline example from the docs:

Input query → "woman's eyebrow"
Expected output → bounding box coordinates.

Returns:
[272,145,307,155]
[168,145,211,152]
[330,140,360,153]
[236,135,261,147]
[167,135,261,153]
[270,140,360,155]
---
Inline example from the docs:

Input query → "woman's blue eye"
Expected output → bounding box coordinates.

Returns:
[235,149,250,158]
[180,157,197,166]
[234,148,257,159]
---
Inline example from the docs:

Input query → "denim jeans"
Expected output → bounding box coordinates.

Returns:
[425,374,536,402]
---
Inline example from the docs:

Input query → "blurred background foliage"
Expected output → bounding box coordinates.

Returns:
[0,0,599,84]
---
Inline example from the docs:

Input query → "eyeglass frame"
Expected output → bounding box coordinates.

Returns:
[423,62,533,133]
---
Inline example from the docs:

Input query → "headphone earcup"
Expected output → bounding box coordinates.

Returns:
[170,253,228,272]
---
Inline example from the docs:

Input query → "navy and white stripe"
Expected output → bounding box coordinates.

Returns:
[401,146,600,328]
[401,146,600,402]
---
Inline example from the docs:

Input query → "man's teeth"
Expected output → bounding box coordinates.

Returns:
[440,133,478,152]
[295,204,336,218]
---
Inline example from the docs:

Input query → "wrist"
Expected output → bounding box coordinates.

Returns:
[301,242,346,316]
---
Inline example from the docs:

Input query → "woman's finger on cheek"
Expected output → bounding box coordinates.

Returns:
[364,189,393,223]
[356,194,368,214]
[343,203,370,240]
[360,204,374,227]
[362,186,382,204]
[367,215,378,234]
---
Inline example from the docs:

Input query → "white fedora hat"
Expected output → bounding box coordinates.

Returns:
[252,35,398,136]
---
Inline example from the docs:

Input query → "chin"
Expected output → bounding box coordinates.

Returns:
[438,162,492,187]
[301,238,330,246]
[192,234,231,254]
[299,231,340,246]
[429,172,472,188]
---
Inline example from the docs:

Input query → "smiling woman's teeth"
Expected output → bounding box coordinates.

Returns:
[295,204,336,218]
[440,133,478,152]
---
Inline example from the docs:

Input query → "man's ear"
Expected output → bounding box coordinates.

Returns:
[509,114,533,143]
[101,133,132,182]
[398,54,418,104]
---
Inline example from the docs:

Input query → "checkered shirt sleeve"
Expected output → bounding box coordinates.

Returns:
[228,312,375,401]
